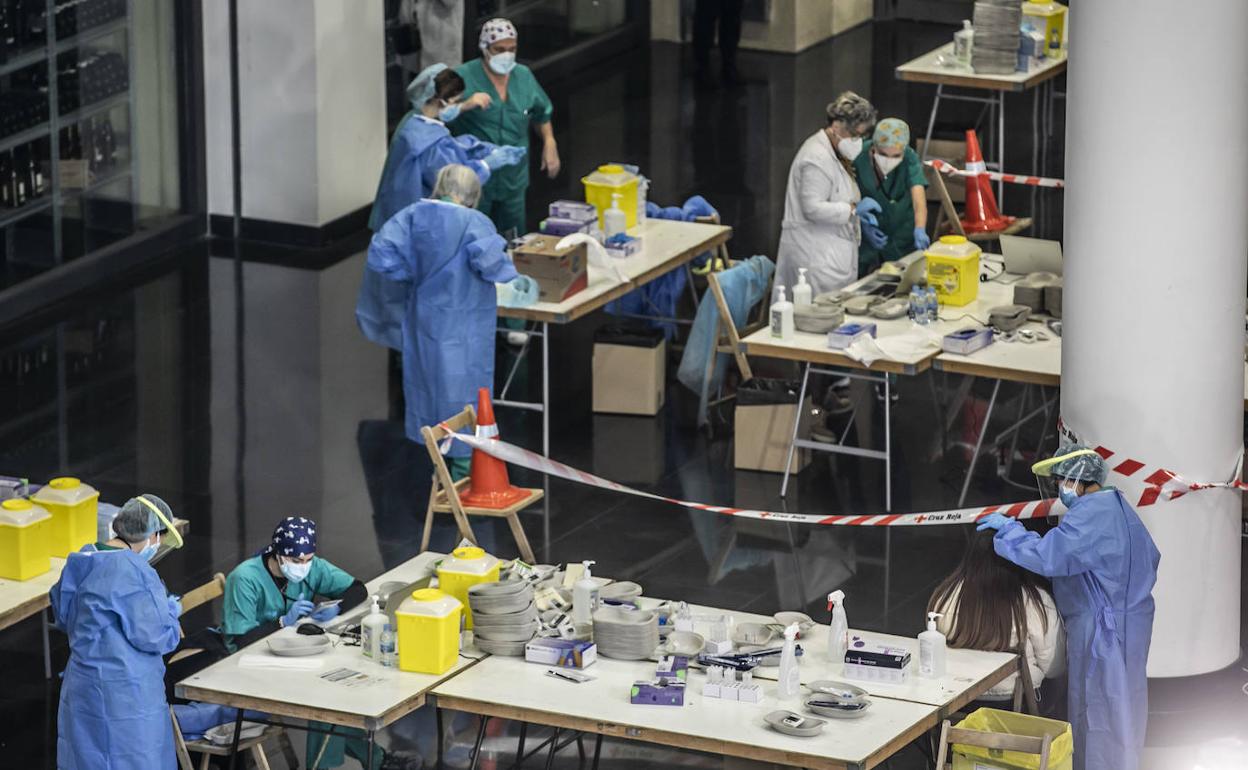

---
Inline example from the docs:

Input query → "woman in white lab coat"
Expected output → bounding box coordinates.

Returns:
[776,92,885,296]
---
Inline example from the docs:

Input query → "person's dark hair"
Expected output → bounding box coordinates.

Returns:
[433,69,465,103]
[927,529,1051,651]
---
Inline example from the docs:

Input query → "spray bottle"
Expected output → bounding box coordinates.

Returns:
[572,560,600,624]
[793,267,813,306]
[361,595,387,661]
[827,590,848,664]
[918,611,947,678]
[604,194,627,239]
[777,623,801,698]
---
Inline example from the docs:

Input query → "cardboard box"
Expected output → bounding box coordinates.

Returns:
[734,381,813,474]
[592,327,665,416]
[512,234,588,302]
[525,638,597,668]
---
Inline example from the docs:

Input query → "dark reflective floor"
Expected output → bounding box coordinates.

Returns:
[1,21,1244,770]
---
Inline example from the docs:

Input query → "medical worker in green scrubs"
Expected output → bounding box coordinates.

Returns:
[852,117,930,277]
[222,517,418,770]
[451,17,559,236]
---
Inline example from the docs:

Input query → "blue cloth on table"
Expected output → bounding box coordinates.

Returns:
[606,196,719,338]
[172,703,269,741]
[677,255,775,426]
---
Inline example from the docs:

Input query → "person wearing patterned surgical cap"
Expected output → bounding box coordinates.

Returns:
[222,519,417,769]
[448,17,560,238]
[851,117,931,276]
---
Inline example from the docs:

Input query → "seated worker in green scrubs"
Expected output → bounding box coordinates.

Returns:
[852,117,931,277]
[223,517,419,770]
[450,17,559,237]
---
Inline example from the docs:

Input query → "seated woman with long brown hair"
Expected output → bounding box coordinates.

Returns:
[928,528,1066,707]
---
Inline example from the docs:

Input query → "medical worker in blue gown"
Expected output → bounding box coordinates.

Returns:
[50,495,184,770]
[358,63,526,350]
[367,164,536,476]
[978,444,1160,770]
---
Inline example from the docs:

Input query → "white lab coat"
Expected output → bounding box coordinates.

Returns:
[775,129,862,297]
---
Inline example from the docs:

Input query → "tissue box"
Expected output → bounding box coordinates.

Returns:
[942,327,994,355]
[549,200,598,222]
[540,217,594,237]
[630,680,685,706]
[827,322,877,350]
[512,234,588,302]
[845,642,911,669]
[655,655,689,683]
[604,233,642,258]
[525,638,597,669]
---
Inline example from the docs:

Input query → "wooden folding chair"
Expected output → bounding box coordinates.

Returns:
[933,717,1054,770]
[929,164,1033,242]
[693,212,730,275]
[419,406,543,563]
[170,573,298,770]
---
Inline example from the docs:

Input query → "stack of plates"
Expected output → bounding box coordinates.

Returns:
[972,0,1022,74]
[804,680,873,719]
[470,581,537,655]
[592,607,660,660]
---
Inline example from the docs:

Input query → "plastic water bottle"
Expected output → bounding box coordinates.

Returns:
[380,625,397,668]
[923,286,938,323]
[909,286,926,324]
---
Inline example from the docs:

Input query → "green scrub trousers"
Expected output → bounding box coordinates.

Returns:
[451,59,554,237]
[852,143,929,277]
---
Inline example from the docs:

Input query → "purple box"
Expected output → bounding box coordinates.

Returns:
[630,680,686,706]
[549,200,598,222]
[540,217,594,237]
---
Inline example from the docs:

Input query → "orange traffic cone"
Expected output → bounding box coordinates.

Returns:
[959,129,1014,234]
[460,387,528,509]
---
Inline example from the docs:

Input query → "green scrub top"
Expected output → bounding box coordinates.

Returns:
[451,58,553,200]
[853,143,928,276]
[222,554,355,644]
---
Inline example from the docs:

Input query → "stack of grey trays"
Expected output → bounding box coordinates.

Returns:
[469,581,537,656]
[972,0,1022,74]
[592,606,660,660]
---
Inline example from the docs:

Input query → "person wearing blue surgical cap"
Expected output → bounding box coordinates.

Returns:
[368,164,534,479]
[50,495,184,770]
[978,444,1160,770]
[359,63,526,351]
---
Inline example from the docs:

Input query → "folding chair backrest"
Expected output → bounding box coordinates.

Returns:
[706,271,753,382]
[170,706,195,770]
[929,165,967,237]
[694,212,730,271]
[934,719,1052,770]
[179,573,226,615]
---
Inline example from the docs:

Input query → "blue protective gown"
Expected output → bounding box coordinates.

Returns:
[367,199,517,455]
[358,114,495,351]
[993,489,1160,770]
[50,545,182,770]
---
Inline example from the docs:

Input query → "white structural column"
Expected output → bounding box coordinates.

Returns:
[1063,0,1247,676]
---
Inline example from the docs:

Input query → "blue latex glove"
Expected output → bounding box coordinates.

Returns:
[484,145,526,170]
[913,226,931,251]
[310,603,341,623]
[976,512,1013,532]
[862,221,888,249]
[167,595,182,617]
[281,599,314,627]
[855,198,882,227]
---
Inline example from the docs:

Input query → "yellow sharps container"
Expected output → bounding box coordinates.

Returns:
[581,164,639,230]
[435,546,499,629]
[0,499,53,580]
[32,478,99,558]
[925,235,982,307]
[395,588,462,674]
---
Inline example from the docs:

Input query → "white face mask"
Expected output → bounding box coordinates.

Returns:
[837,136,863,161]
[280,558,312,583]
[488,51,517,75]
[874,152,903,176]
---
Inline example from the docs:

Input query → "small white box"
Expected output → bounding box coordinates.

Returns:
[738,684,762,703]
[827,322,877,350]
[721,683,739,701]
[843,661,910,685]
[702,682,721,698]
[705,639,732,655]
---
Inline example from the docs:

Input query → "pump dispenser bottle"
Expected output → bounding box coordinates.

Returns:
[770,286,795,340]
[918,611,947,678]
[362,596,387,660]
[572,560,600,623]
[793,267,813,306]
[604,194,626,239]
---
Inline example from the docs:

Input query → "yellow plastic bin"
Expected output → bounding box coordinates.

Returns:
[395,588,462,675]
[0,499,53,581]
[1022,1,1067,57]
[32,477,99,558]
[925,235,982,307]
[952,708,1073,770]
[435,546,499,629]
[582,164,639,230]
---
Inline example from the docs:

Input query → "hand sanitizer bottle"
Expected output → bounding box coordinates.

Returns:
[793,267,813,306]
[919,611,947,678]
[770,286,795,340]
[572,560,600,623]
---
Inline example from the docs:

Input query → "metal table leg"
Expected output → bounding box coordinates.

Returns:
[544,728,561,770]
[921,84,944,162]
[367,730,377,770]
[957,378,1001,507]
[997,91,1006,203]
[883,374,892,512]
[437,708,445,770]
[591,734,603,770]
[541,321,550,458]
[780,363,812,498]
[515,723,528,768]
[226,708,245,770]
[42,607,52,680]
[469,716,490,770]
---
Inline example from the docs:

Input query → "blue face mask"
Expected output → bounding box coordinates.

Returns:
[139,538,159,561]
[1058,483,1078,508]
[438,103,461,122]
[488,51,517,75]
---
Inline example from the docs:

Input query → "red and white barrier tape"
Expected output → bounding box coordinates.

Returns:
[927,158,1065,189]
[1058,418,1247,507]
[442,427,1061,527]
